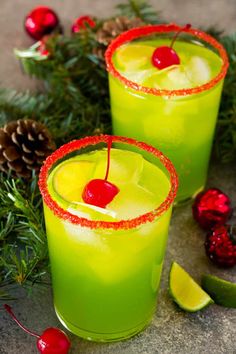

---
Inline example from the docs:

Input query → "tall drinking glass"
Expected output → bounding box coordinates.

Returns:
[106,24,229,203]
[39,135,178,342]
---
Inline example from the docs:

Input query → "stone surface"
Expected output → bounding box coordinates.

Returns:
[0,1,236,354]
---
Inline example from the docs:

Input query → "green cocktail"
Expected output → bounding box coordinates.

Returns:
[106,24,229,202]
[39,135,178,342]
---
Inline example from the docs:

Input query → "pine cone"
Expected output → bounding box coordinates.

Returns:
[96,16,144,47]
[0,119,56,179]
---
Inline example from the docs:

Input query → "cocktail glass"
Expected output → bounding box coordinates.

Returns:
[105,24,229,203]
[39,135,178,342]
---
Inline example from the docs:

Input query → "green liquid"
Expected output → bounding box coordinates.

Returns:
[110,39,224,202]
[44,148,172,341]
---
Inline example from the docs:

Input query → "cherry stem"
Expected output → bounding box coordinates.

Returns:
[4,304,40,339]
[104,136,112,181]
[170,23,191,49]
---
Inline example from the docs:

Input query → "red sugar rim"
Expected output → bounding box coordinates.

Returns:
[105,23,229,97]
[39,135,178,230]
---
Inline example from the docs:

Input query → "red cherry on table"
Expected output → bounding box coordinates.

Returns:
[4,304,71,354]
[37,327,71,354]
[25,6,60,40]
[192,188,232,230]
[152,24,191,70]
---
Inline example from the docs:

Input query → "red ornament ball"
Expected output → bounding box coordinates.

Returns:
[37,327,71,354]
[205,225,236,267]
[192,188,232,230]
[71,15,96,33]
[25,6,60,40]
[152,46,180,70]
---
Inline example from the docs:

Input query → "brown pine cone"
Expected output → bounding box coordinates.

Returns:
[96,16,144,47]
[0,119,56,179]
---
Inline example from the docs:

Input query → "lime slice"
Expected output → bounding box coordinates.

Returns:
[52,160,95,203]
[202,274,236,308]
[115,44,154,71]
[169,262,214,312]
[68,202,118,221]
[143,65,194,90]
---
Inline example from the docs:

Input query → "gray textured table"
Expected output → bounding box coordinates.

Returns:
[0,1,236,353]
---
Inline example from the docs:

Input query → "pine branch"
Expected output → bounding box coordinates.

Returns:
[0,174,48,286]
[116,0,161,23]
[215,33,236,163]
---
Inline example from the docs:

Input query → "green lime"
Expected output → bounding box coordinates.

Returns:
[115,44,154,71]
[169,262,214,312]
[202,274,236,308]
[51,159,95,203]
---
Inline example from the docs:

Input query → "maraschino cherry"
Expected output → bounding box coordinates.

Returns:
[152,24,191,70]
[4,304,71,354]
[82,137,119,208]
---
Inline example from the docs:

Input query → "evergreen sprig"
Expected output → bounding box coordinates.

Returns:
[0,175,48,295]
[215,33,236,162]
[116,0,161,23]
[0,0,236,297]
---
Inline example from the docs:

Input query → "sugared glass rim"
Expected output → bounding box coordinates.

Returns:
[105,23,229,97]
[39,135,178,230]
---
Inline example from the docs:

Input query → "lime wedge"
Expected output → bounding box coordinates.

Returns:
[169,262,214,312]
[68,202,118,221]
[202,274,236,308]
[52,160,95,203]
[115,44,154,71]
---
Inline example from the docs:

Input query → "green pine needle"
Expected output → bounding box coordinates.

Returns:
[116,0,161,23]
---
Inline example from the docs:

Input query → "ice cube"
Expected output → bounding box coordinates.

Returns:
[108,183,157,219]
[186,56,211,85]
[93,149,144,184]
[121,68,157,84]
[142,65,194,90]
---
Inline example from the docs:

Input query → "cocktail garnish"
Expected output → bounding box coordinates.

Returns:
[82,137,119,208]
[4,304,71,354]
[152,24,191,70]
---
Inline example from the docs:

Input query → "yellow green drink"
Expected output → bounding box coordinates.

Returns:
[39,135,178,342]
[106,24,229,202]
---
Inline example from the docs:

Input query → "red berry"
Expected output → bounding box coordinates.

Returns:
[4,305,71,354]
[205,225,236,267]
[25,6,60,40]
[71,16,96,33]
[192,188,232,230]
[38,36,50,57]
[37,327,71,354]
[152,46,180,69]
[82,178,119,208]
[82,136,119,208]
[151,24,191,70]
